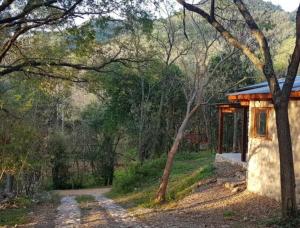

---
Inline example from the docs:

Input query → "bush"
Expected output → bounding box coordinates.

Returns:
[112,156,167,194]
[49,133,70,189]
[109,150,216,207]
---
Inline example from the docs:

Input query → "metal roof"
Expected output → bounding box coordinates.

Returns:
[228,76,300,96]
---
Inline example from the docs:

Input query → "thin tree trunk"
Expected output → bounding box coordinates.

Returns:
[5,174,14,193]
[153,92,165,155]
[138,75,145,163]
[156,103,199,203]
[202,106,211,147]
[155,115,189,203]
[275,103,297,218]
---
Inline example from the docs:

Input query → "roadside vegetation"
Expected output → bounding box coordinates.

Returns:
[108,150,215,209]
[0,193,60,226]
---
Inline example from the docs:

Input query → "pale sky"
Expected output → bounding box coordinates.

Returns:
[267,0,300,12]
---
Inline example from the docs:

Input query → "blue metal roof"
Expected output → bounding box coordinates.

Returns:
[228,76,300,96]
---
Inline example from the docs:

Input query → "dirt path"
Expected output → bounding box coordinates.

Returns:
[55,188,148,228]
[52,162,279,228]
[94,195,149,228]
[55,196,81,227]
[55,187,111,196]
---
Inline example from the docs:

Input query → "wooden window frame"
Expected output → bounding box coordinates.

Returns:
[251,107,271,140]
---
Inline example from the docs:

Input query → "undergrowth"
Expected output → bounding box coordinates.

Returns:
[264,211,300,228]
[0,208,29,226]
[107,150,215,208]
[0,192,60,226]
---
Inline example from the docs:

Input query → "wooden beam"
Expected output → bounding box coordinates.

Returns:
[228,91,300,102]
[241,107,248,162]
[221,107,239,113]
[240,100,250,106]
[218,108,224,154]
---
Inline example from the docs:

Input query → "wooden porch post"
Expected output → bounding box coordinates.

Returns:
[241,107,248,162]
[218,108,224,154]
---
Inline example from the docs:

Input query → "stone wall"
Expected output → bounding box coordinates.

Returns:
[246,100,300,205]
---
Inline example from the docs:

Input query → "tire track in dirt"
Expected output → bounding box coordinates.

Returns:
[55,196,81,228]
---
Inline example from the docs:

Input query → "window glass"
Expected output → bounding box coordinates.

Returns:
[257,111,267,136]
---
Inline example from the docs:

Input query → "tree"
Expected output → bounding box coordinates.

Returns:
[155,12,235,202]
[176,0,300,218]
[0,0,155,80]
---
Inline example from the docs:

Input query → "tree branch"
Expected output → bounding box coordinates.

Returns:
[233,0,280,100]
[0,0,15,13]
[176,0,264,72]
[281,4,300,101]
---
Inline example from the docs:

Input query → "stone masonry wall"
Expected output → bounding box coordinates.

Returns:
[247,100,300,205]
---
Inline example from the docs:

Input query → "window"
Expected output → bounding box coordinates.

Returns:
[252,108,270,139]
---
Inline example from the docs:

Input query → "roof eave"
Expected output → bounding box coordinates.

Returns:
[228,91,300,102]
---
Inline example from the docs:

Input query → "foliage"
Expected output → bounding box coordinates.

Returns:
[0,208,29,226]
[49,133,70,189]
[112,157,167,194]
[108,150,215,207]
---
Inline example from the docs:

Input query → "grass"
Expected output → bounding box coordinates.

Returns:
[107,150,215,209]
[0,208,30,226]
[0,196,33,226]
[75,195,95,204]
[0,192,60,226]
[223,210,236,219]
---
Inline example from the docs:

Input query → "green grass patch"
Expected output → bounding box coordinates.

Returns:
[75,195,95,204]
[223,210,236,218]
[0,208,29,226]
[107,150,215,209]
[0,192,60,226]
[11,196,32,208]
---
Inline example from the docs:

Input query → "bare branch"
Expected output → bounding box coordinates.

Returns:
[176,0,264,72]
[282,4,300,100]
[0,0,15,13]
[210,0,215,20]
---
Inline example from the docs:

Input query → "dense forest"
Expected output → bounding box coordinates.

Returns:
[1,0,300,225]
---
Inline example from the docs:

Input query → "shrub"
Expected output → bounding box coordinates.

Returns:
[112,157,167,194]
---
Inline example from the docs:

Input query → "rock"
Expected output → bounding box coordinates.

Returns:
[224,181,242,189]
[197,178,217,188]
[231,185,246,193]
[235,171,246,180]
[217,177,236,185]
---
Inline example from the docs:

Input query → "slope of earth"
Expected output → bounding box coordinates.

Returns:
[127,162,281,228]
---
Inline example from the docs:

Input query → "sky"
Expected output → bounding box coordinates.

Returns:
[267,0,300,12]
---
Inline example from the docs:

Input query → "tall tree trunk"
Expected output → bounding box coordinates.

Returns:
[138,75,145,163]
[5,174,14,193]
[275,103,297,218]
[153,92,165,155]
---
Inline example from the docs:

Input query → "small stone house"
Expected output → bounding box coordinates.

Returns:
[217,76,300,204]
